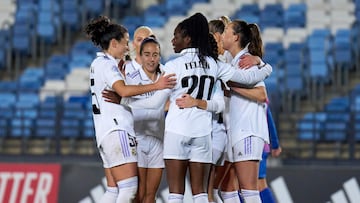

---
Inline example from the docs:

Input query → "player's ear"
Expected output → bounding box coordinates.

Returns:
[184,36,191,46]
[110,38,117,49]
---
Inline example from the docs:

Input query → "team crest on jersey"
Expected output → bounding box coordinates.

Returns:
[131,148,137,156]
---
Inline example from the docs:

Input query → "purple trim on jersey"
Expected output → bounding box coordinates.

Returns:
[118,131,130,157]
[127,70,140,79]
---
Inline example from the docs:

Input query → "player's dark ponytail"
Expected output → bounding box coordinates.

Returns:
[248,23,263,59]
[177,13,218,64]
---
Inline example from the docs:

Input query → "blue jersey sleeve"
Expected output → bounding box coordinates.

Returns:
[267,107,279,149]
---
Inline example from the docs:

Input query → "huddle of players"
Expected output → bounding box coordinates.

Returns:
[86,12,280,203]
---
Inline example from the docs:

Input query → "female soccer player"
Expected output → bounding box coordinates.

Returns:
[85,16,175,203]
[222,21,270,203]
[128,13,272,203]
[125,37,166,203]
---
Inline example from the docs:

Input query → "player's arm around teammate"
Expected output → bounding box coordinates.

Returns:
[85,16,175,203]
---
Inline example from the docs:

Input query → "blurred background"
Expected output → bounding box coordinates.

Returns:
[0,0,360,202]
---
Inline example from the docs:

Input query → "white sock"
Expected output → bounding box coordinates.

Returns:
[241,189,261,203]
[99,186,118,203]
[116,177,138,203]
[221,191,241,203]
[213,189,223,203]
[168,193,184,203]
[193,193,209,203]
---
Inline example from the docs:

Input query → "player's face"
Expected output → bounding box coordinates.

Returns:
[222,23,236,51]
[133,29,153,56]
[171,27,188,53]
[115,33,130,59]
[140,42,160,74]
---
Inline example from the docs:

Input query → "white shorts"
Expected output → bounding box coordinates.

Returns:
[137,135,164,168]
[225,134,234,162]
[232,136,264,162]
[163,132,212,163]
[212,121,227,166]
[213,148,225,166]
[99,130,137,168]
[212,121,227,152]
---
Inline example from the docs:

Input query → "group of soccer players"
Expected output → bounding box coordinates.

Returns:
[85,12,280,203]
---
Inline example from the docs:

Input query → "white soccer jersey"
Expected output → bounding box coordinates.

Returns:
[163,48,233,137]
[125,64,165,139]
[228,49,270,146]
[90,52,135,147]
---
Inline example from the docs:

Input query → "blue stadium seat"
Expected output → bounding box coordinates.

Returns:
[14,104,37,121]
[237,4,260,16]
[0,118,8,137]
[45,54,69,79]
[35,119,57,138]
[164,0,189,16]
[12,23,33,55]
[0,30,10,65]
[17,92,40,107]
[0,93,16,108]
[61,118,80,138]
[38,0,60,12]
[325,97,350,112]
[260,3,284,29]
[68,95,90,107]
[84,0,104,17]
[323,122,348,141]
[83,118,95,138]
[37,22,57,44]
[308,50,329,80]
[0,49,5,70]
[0,106,14,120]
[284,3,306,29]
[121,16,143,39]
[71,40,98,56]
[144,14,166,28]
[39,107,57,119]
[18,79,43,93]
[144,4,166,16]
[10,118,33,138]
[297,112,326,141]
[61,0,81,33]
[333,29,352,66]
[0,81,18,93]
[297,120,322,141]
[112,0,130,6]
[355,122,360,141]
